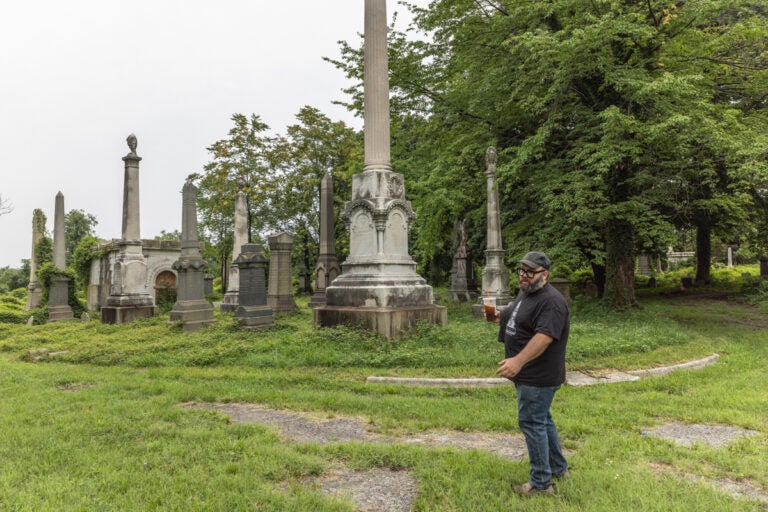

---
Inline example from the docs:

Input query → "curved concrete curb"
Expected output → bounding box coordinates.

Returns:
[366,354,720,388]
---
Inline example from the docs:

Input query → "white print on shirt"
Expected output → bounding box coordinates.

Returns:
[505,298,523,337]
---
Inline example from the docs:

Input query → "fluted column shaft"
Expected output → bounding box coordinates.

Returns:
[319,172,335,255]
[121,154,142,241]
[363,0,392,171]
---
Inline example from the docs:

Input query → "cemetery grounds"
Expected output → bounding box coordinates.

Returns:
[0,267,767,511]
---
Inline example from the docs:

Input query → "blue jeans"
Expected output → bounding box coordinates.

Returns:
[515,383,568,489]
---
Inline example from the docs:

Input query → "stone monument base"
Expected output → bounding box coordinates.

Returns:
[48,305,75,322]
[307,290,327,308]
[235,305,274,329]
[220,293,239,313]
[268,295,297,313]
[101,305,157,324]
[450,289,476,303]
[169,300,215,332]
[47,278,74,322]
[313,304,447,340]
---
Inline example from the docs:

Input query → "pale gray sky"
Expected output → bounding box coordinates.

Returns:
[0,0,426,267]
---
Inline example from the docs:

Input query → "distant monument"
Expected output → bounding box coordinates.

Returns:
[473,147,512,317]
[221,189,248,312]
[308,171,340,308]
[267,232,297,312]
[47,192,74,322]
[234,243,274,329]
[25,209,45,310]
[101,134,156,324]
[168,181,216,331]
[313,0,446,338]
[449,221,474,302]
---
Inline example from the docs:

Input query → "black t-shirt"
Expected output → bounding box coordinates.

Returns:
[497,284,569,386]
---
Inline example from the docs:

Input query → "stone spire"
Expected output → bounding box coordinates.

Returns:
[479,146,511,306]
[308,171,340,308]
[53,192,66,269]
[25,209,45,310]
[221,189,248,312]
[314,0,446,338]
[122,133,141,241]
[169,181,215,331]
[48,192,73,321]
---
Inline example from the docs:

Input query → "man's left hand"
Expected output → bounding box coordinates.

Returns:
[497,357,522,379]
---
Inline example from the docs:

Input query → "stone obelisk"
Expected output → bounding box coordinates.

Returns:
[221,189,248,312]
[47,192,74,321]
[314,0,446,338]
[101,134,156,324]
[449,221,473,302]
[474,147,512,316]
[308,171,340,308]
[169,181,216,331]
[25,209,45,310]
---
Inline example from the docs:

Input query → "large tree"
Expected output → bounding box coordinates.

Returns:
[332,0,767,308]
[64,209,98,267]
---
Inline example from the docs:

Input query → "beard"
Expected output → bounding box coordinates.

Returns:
[520,277,546,294]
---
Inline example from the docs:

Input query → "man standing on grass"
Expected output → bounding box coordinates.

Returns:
[496,251,570,496]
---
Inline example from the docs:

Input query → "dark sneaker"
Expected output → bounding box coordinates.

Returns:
[512,482,555,496]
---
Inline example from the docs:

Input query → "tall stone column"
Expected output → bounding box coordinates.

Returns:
[476,147,511,313]
[221,189,248,312]
[267,232,297,312]
[101,134,156,324]
[309,171,340,308]
[169,181,215,331]
[48,192,74,321]
[315,0,446,338]
[25,209,45,310]
[234,243,273,329]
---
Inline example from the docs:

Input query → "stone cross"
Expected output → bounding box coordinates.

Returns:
[221,189,248,312]
[234,243,274,329]
[267,232,297,312]
[48,192,74,321]
[169,181,215,331]
[476,146,511,313]
[25,209,45,310]
[308,171,340,308]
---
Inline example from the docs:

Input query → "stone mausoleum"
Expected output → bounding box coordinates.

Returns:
[87,239,182,312]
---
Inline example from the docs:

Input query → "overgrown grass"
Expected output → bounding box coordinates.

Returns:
[0,284,766,510]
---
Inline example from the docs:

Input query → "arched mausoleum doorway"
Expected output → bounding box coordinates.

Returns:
[155,270,177,306]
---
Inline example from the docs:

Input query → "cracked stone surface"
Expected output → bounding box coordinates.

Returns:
[184,402,528,460]
[642,423,760,448]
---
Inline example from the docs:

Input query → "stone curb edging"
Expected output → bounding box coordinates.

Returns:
[366,354,720,388]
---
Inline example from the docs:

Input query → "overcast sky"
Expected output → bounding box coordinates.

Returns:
[0,0,427,268]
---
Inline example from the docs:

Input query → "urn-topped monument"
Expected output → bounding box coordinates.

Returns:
[313,0,446,338]
[101,134,157,323]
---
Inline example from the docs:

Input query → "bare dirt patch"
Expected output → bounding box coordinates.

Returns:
[311,466,419,512]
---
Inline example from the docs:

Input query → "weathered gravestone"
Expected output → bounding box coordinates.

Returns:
[308,171,340,308]
[234,243,274,329]
[267,232,297,313]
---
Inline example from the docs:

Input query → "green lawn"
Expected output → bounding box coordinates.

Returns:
[0,287,766,511]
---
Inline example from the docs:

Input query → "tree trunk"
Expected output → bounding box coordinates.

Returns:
[695,224,712,284]
[603,218,636,310]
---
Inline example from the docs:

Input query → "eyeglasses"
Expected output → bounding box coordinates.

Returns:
[517,267,546,278]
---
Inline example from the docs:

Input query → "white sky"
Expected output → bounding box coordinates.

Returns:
[0,0,426,268]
